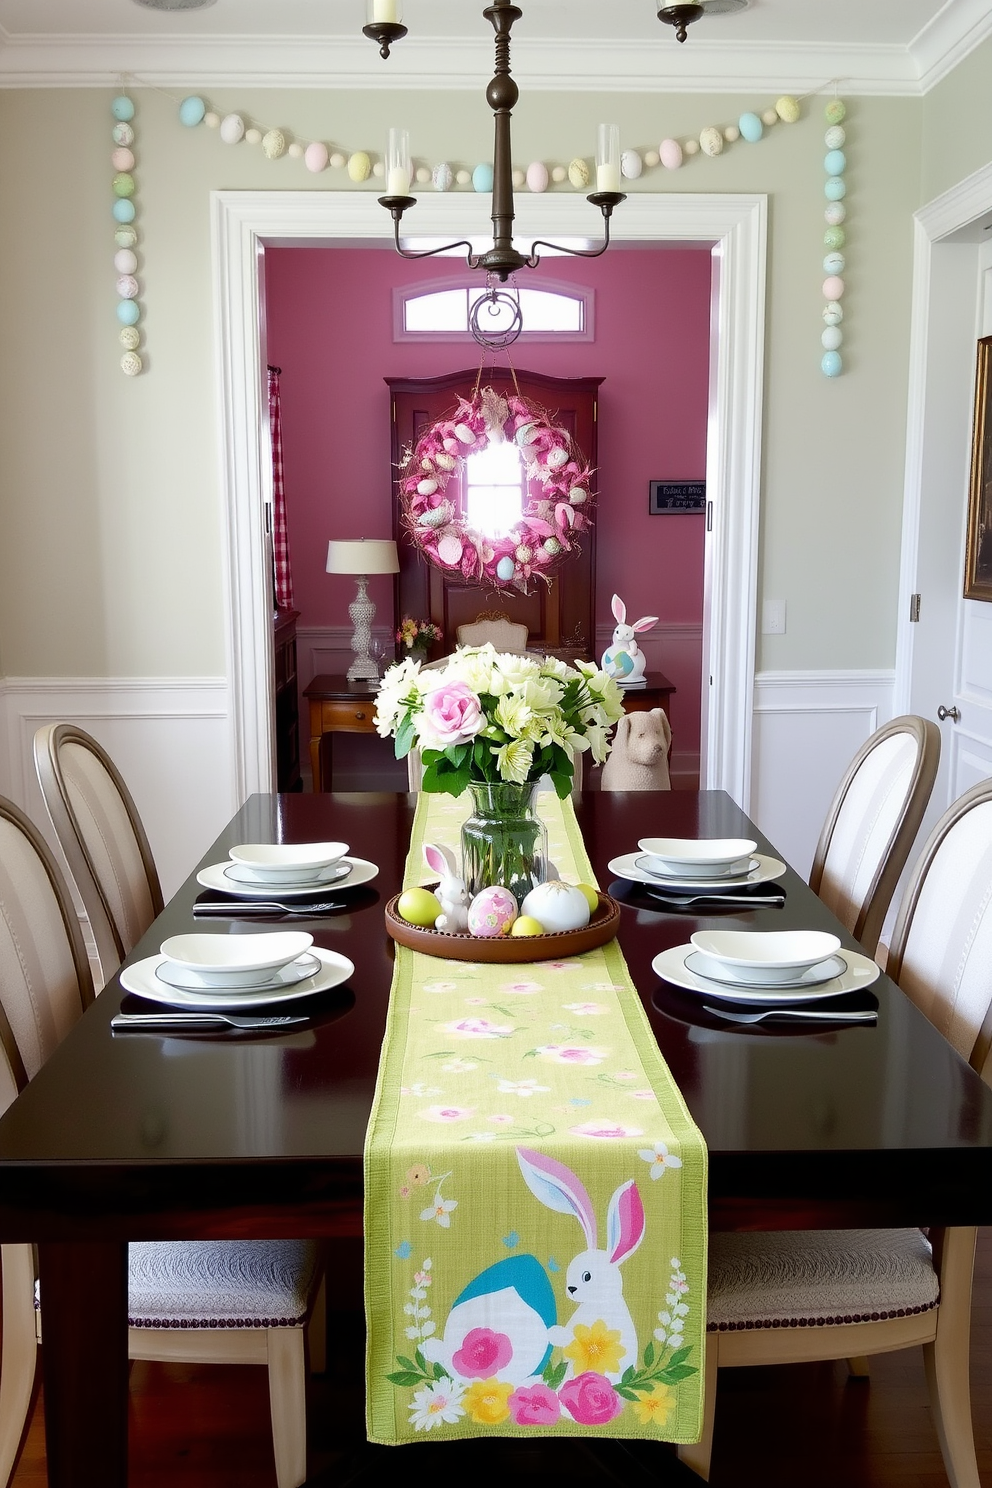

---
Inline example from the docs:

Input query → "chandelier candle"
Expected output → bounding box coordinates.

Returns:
[386,128,412,198]
[597,124,622,194]
[372,0,400,22]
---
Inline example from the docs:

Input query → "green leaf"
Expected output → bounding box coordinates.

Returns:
[386,1370,424,1387]
[394,714,416,759]
[659,1365,697,1383]
[620,1366,637,1386]
[615,1386,639,1401]
[432,1362,450,1380]
[395,1355,418,1373]
[543,1359,568,1390]
[668,1346,693,1367]
[643,1340,656,1369]
[414,1348,427,1372]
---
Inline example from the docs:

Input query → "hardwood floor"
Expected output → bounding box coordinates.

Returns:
[12,1230,991,1486]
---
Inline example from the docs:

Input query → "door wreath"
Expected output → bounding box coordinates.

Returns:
[397,385,596,593]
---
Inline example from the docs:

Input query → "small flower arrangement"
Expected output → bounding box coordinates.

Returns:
[374,644,624,799]
[396,617,443,654]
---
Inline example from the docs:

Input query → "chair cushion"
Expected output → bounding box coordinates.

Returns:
[128,1240,321,1330]
[707,1229,939,1332]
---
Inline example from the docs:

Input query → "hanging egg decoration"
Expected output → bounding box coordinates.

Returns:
[329,152,346,169]
[114,225,137,249]
[620,149,642,179]
[245,128,262,146]
[119,325,140,350]
[112,199,136,223]
[262,129,287,159]
[823,302,844,326]
[112,122,135,147]
[776,95,801,123]
[738,112,763,143]
[496,555,516,582]
[821,350,842,377]
[178,95,206,128]
[820,99,849,376]
[305,141,329,173]
[116,299,140,326]
[433,161,454,191]
[347,150,371,182]
[113,172,135,198]
[825,98,847,126]
[111,95,135,123]
[116,274,139,299]
[219,113,245,145]
[526,160,549,193]
[111,147,135,172]
[659,138,683,170]
[761,108,779,127]
[723,124,740,143]
[824,124,846,150]
[550,165,567,183]
[821,326,843,352]
[824,225,846,251]
[824,149,847,177]
[120,350,143,377]
[567,157,590,189]
[473,162,494,193]
[699,126,723,157]
[112,94,142,374]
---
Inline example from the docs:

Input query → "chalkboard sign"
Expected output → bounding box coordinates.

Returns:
[649,480,706,515]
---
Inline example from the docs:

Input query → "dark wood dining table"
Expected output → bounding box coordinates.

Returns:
[1,788,991,1488]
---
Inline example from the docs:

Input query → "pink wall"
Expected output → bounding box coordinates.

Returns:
[264,245,711,759]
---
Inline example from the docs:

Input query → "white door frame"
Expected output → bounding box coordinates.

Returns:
[212,189,767,806]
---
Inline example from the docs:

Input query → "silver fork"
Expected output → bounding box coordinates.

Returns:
[193,899,343,916]
[703,1004,876,1025]
[648,889,785,909]
[111,1011,310,1031]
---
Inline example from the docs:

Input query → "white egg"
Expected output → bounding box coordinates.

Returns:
[520,880,590,934]
[620,150,642,180]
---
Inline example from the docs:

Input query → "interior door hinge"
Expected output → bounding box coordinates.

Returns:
[909,592,921,622]
[264,503,272,535]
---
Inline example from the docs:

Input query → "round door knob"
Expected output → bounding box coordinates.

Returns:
[937,704,961,722]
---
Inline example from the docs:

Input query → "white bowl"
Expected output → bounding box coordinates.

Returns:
[689,929,842,984]
[638,837,756,879]
[159,931,314,987]
[227,842,348,881]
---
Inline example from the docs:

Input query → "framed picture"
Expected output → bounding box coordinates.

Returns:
[965,334,992,601]
[648,480,706,515]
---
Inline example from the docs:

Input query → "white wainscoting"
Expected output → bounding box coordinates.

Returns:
[750,670,896,880]
[0,677,235,899]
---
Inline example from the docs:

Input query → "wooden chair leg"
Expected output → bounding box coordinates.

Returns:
[0,1245,39,1488]
[846,1356,871,1377]
[266,1328,308,1488]
[677,1335,719,1480]
[924,1227,980,1488]
[307,1273,327,1375]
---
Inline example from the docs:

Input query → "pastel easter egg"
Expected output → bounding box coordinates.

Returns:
[437,532,464,566]
[473,162,494,193]
[526,160,549,193]
[824,149,847,176]
[776,95,801,123]
[116,299,140,325]
[825,99,847,126]
[113,199,136,223]
[824,176,847,201]
[659,138,683,170]
[305,141,329,173]
[515,544,533,564]
[114,225,137,249]
[112,96,134,123]
[739,112,763,143]
[545,446,568,469]
[435,452,456,471]
[120,350,142,377]
[119,325,140,349]
[822,326,843,351]
[568,487,588,505]
[433,161,454,192]
[621,150,642,179]
[723,125,740,143]
[112,122,135,147]
[219,113,245,145]
[520,880,590,934]
[550,165,567,183]
[567,157,590,189]
[825,125,846,149]
[823,301,844,325]
[824,225,846,250]
[416,478,439,496]
[262,129,287,159]
[113,173,135,198]
[821,350,843,377]
[823,252,846,275]
[699,125,723,157]
[825,201,847,226]
[496,555,516,582]
[454,423,475,444]
[543,537,562,556]
[179,96,206,128]
[245,128,262,146]
[467,886,518,938]
[823,275,845,300]
[347,151,371,182]
[116,274,139,299]
[112,147,135,172]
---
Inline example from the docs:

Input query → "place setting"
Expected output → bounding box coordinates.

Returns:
[112,930,355,1036]
[651,928,880,1031]
[608,835,788,912]
[192,840,379,919]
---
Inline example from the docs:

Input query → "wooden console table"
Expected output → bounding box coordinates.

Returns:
[304,670,676,793]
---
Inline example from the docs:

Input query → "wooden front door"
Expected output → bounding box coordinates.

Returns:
[387,368,603,658]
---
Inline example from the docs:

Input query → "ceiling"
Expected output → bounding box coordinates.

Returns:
[1,0,990,93]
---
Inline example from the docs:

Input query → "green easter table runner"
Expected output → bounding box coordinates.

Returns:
[365,788,707,1445]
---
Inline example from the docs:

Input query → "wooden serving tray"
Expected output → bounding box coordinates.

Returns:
[384,891,621,963]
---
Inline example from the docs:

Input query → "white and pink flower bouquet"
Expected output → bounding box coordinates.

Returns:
[373,644,624,799]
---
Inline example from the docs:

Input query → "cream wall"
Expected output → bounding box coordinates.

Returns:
[0,85,921,681]
[921,34,992,203]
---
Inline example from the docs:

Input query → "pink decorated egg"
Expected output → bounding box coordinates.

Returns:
[467,886,518,938]
[526,161,549,193]
[659,138,683,171]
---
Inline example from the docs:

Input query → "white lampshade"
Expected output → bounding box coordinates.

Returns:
[325,538,399,576]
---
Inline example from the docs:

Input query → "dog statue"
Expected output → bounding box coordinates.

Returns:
[601,709,672,791]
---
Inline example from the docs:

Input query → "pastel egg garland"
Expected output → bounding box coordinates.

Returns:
[820,98,848,376]
[111,94,142,375]
[398,389,595,593]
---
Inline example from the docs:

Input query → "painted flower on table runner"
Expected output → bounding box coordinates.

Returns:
[638,1141,684,1180]
[421,1195,458,1227]
[569,1120,645,1139]
[443,1017,514,1039]
[452,1327,513,1378]
[632,1382,676,1426]
[564,1320,625,1377]
[499,979,544,995]
[562,1002,610,1016]
[628,1090,659,1102]
[441,1058,479,1073]
[655,1259,691,1350]
[508,1382,561,1425]
[409,1377,465,1431]
[532,1044,609,1065]
[401,1082,442,1098]
[463,1377,515,1425]
[402,1258,435,1343]
[559,1372,624,1425]
[419,1104,476,1123]
[423,980,461,995]
[496,1078,550,1098]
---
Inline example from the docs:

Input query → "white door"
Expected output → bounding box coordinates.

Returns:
[899,185,992,830]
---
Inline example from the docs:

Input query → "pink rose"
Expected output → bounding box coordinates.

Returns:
[509,1383,561,1425]
[452,1328,513,1379]
[420,681,484,748]
[559,1372,624,1426]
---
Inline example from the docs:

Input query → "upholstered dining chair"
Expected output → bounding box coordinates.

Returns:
[455,613,529,652]
[679,776,992,1488]
[33,722,165,987]
[808,713,940,957]
[0,794,324,1488]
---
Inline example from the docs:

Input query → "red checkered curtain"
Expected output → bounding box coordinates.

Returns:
[267,365,295,610]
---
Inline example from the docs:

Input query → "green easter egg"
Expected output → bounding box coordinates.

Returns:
[113,172,135,198]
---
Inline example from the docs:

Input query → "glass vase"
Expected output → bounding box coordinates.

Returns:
[461,781,548,905]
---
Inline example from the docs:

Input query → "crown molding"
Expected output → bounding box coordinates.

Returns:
[911,0,992,92]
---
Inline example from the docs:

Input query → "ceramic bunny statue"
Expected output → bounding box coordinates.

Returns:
[516,1146,645,1380]
[601,594,658,686]
[422,843,470,932]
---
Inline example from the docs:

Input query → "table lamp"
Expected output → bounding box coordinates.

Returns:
[326,538,400,682]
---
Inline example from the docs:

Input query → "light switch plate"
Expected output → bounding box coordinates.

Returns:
[762,599,786,635]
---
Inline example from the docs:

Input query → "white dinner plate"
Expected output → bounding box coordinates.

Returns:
[608,852,786,892]
[685,951,848,991]
[651,944,880,1003]
[197,856,378,899]
[155,952,323,994]
[121,947,354,1010]
[222,860,352,889]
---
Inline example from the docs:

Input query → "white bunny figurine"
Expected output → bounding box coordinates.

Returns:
[423,843,470,932]
[516,1146,645,1381]
[600,594,659,686]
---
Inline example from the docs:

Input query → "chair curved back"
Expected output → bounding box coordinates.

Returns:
[33,723,163,980]
[0,796,92,1081]
[809,715,940,956]
[455,616,528,653]
[886,777,992,1082]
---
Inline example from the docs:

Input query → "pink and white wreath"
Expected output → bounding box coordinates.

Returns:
[398,386,596,593]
